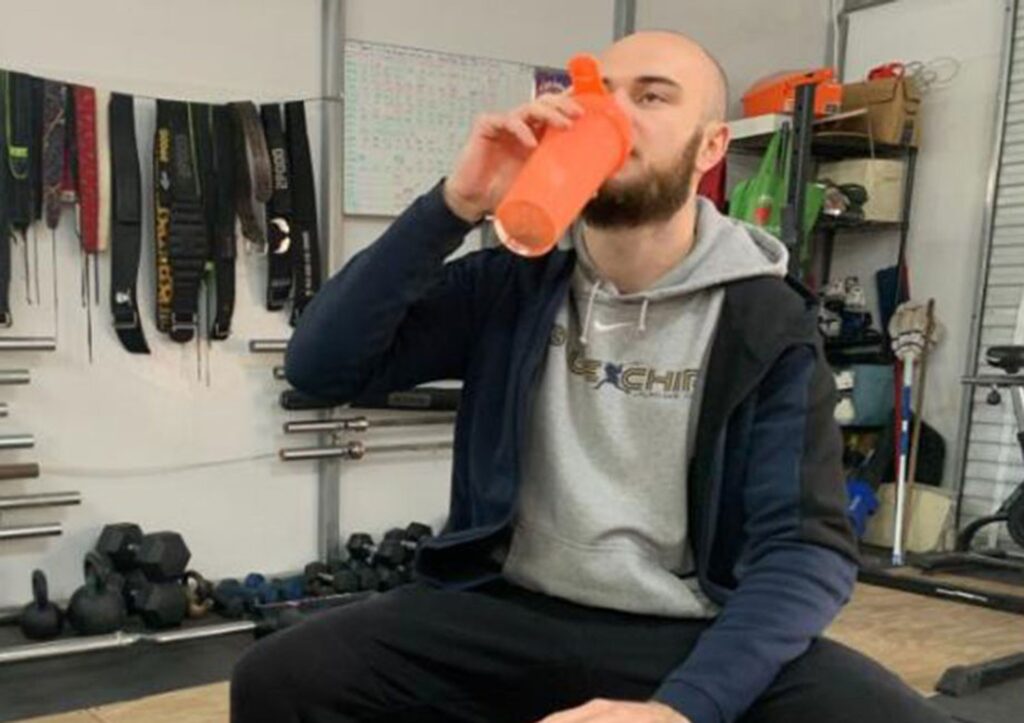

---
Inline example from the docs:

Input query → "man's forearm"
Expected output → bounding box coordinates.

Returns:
[285,182,476,400]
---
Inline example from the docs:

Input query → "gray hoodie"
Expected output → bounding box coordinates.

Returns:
[501,197,789,617]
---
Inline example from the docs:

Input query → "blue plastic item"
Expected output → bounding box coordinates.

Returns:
[846,478,879,538]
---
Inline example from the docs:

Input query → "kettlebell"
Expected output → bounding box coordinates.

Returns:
[68,551,126,635]
[19,569,63,640]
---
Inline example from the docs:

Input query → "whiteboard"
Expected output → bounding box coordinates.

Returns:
[343,40,537,216]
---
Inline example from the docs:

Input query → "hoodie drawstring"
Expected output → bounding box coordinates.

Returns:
[638,298,649,334]
[579,280,601,346]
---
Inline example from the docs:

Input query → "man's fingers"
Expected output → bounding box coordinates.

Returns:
[475,93,585,148]
[536,92,586,118]
[498,116,539,148]
[519,102,576,130]
[475,113,538,148]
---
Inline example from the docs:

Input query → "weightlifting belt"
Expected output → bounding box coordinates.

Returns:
[0,71,11,326]
[108,93,149,354]
[191,103,216,340]
[41,81,66,229]
[73,86,99,253]
[30,78,43,225]
[154,100,207,342]
[61,87,77,203]
[210,105,237,339]
[285,101,321,325]
[231,101,270,250]
[191,103,216,245]
[95,90,110,253]
[261,103,292,310]
[5,72,35,234]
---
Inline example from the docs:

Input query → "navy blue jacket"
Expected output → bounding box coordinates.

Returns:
[285,184,859,723]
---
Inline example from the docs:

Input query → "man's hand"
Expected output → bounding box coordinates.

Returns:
[536,699,690,723]
[443,92,584,224]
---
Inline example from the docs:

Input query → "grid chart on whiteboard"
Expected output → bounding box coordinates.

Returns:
[343,40,535,216]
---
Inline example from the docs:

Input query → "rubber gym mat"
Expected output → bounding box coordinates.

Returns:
[931,678,1024,723]
[0,627,252,722]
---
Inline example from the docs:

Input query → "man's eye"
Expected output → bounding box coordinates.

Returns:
[638,92,665,104]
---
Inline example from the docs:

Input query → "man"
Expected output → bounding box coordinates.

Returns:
[232,31,950,723]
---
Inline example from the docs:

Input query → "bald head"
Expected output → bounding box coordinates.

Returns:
[600,30,728,122]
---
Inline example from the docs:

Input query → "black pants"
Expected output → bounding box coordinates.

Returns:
[231,580,950,723]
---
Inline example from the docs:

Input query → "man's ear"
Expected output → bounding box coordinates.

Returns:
[696,122,730,174]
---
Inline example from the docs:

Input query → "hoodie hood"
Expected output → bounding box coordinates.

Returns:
[570,196,789,344]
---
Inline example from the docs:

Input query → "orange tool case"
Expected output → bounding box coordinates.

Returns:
[742,68,843,118]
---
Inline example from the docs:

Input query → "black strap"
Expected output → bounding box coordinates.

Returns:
[154,100,207,343]
[191,103,217,247]
[108,93,149,354]
[6,72,34,234]
[210,104,237,340]
[190,102,217,342]
[231,101,269,250]
[0,71,11,327]
[261,103,292,311]
[41,81,66,229]
[29,77,43,225]
[63,85,77,201]
[285,101,321,325]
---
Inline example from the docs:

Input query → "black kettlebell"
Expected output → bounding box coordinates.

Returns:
[68,551,126,635]
[19,569,63,640]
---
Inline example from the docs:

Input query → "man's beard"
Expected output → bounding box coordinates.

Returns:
[582,130,702,228]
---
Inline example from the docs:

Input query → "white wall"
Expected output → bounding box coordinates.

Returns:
[829,0,1006,484]
[0,0,323,606]
[636,0,832,118]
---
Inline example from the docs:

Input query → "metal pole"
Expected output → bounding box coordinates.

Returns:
[0,621,256,665]
[782,82,816,277]
[0,338,56,352]
[0,492,81,511]
[0,523,62,541]
[284,414,455,434]
[248,339,289,353]
[0,369,30,385]
[0,434,34,450]
[0,403,7,418]
[319,0,345,564]
[0,463,40,480]
[280,440,453,462]
[613,0,636,40]
[951,0,1017,533]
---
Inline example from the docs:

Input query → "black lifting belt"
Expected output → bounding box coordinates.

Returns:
[285,101,321,325]
[0,71,11,327]
[190,103,217,339]
[29,77,43,227]
[108,93,149,354]
[231,101,271,251]
[154,100,207,343]
[6,72,35,235]
[261,103,292,311]
[210,105,237,339]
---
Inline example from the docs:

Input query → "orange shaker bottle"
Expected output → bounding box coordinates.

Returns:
[494,54,633,257]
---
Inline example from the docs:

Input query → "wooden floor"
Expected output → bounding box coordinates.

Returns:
[15,583,1024,723]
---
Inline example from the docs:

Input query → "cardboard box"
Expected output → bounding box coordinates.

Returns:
[863,483,953,553]
[817,158,906,222]
[835,76,922,147]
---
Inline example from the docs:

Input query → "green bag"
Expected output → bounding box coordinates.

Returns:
[729,129,826,251]
[730,129,786,234]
